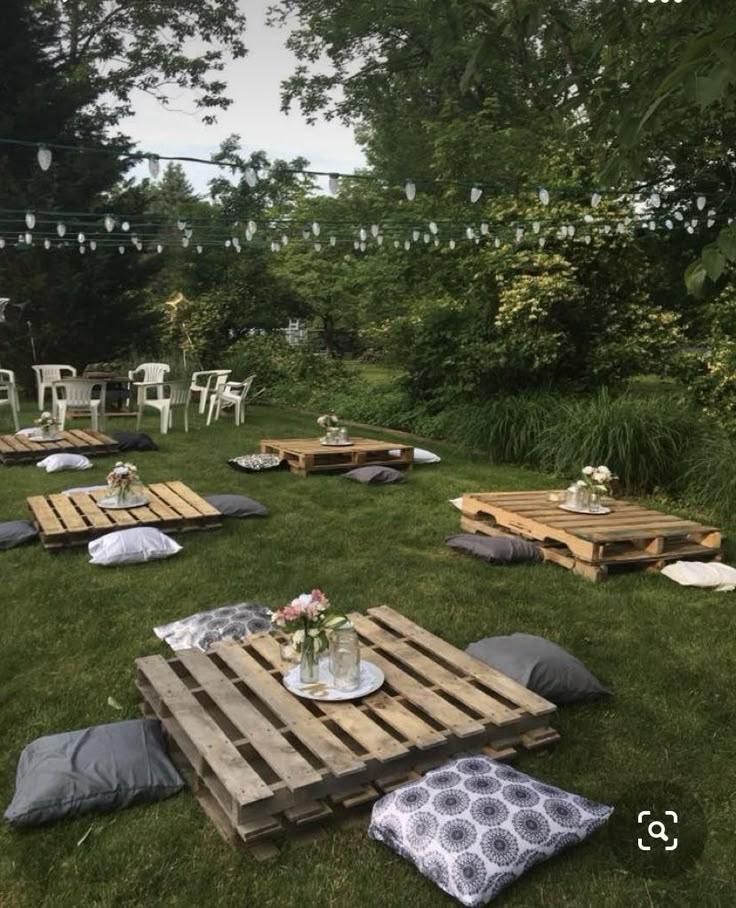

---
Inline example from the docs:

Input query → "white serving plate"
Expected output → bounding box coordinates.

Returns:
[283,659,384,701]
[97,494,150,510]
[319,437,353,446]
[558,503,611,515]
[32,432,63,442]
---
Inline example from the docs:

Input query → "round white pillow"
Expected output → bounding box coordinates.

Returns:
[88,527,182,566]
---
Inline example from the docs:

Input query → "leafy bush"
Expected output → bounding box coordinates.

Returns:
[682,429,736,522]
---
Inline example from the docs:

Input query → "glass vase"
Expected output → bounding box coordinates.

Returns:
[329,623,361,691]
[589,490,602,512]
[299,640,320,684]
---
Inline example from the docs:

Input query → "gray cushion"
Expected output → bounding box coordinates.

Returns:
[446,534,541,563]
[466,634,611,704]
[343,466,405,484]
[3,719,183,827]
[369,754,613,906]
[202,493,268,518]
[110,431,158,452]
[0,520,38,550]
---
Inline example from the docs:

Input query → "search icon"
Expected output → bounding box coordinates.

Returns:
[647,820,669,842]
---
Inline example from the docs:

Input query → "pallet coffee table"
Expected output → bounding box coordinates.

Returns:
[136,605,558,858]
[27,481,222,550]
[0,429,119,465]
[460,491,722,581]
[259,437,414,476]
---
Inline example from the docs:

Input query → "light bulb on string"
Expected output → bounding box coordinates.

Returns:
[423,233,430,243]
[197,245,203,254]
[686,225,694,234]
[584,235,592,245]
[649,192,661,208]
[404,179,416,201]
[360,227,368,242]
[480,222,489,235]
[568,224,576,237]
[433,238,440,247]
[79,245,85,255]
[122,221,130,232]
[24,232,32,245]
[247,220,257,235]
[616,222,626,234]
[135,240,143,251]
[104,214,115,232]
[412,228,420,242]
[225,239,231,248]
[649,221,656,230]
[538,187,550,206]
[371,224,379,238]
[532,221,541,234]
[302,228,310,241]
[244,166,258,187]
[429,221,438,235]
[494,237,501,248]
[377,235,384,246]
[690,218,698,228]
[328,174,339,195]
[329,235,336,247]
[591,192,601,208]
[449,239,456,249]
[697,195,706,211]
[37,145,52,171]
[515,227,524,242]
[185,228,193,239]
[0,239,5,249]
[539,237,546,248]
[43,238,51,249]
[90,240,96,250]
[245,228,253,242]
[404,239,411,250]
[665,219,673,230]
[77,232,85,244]
[470,185,483,203]
[359,241,366,252]
[708,217,716,228]
[584,214,594,224]
[312,221,320,236]
[393,240,400,249]
[148,156,161,179]
[281,234,289,245]
[56,222,66,238]
[156,244,163,254]
[314,242,322,252]
[354,240,360,250]
[25,212,36,230]
[118,245,125,254]
[465,226,473,240]
[674,210,684,221]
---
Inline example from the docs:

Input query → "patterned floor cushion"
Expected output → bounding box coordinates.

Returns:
[227,454,286,473]
[154,602,272,652]
[369,755,612,906]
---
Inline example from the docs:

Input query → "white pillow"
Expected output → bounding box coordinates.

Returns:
[63,485,108,496]
[16,428,38,437]
[88,527,182,566]
[449,497,464,511]
[36,454,93,473]
[661,561,736,592]
[390,446,441,464]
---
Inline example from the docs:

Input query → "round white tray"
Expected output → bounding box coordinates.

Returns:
[283,659,384,701]
[558,503,611,515]
[32,432,63,442]
[319,437,353,446]
[97,494,150,510]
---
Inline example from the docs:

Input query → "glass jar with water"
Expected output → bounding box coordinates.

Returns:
[329,622,361,691]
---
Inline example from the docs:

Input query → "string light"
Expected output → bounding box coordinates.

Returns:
[148,156,161,179]
[591,192,601,207]
[104,214,115,232]
[538,187,550,206]
[470,185,483,203]
[404,179,416,201]
[56,222,66,237]
[37,145,52,171]
[244,166,257,187]
[696,195,706,211]
[328,174,339,195]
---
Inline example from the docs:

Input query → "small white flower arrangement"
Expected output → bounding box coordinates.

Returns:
[317,413,340,429]
[106,461,139,501]
[34,411,57,433]
[580,464,614,496]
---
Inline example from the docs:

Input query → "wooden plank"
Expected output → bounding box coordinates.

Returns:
[27,495,66,535]
[216,646,366,778]
[175,650,323,791]
[148,482,203,519]
[68,493,116,529]
[362,691,446,749]
[136,656,273,808]
[368,607,556,716]
[166,481,221,517]
[47,495,88,532]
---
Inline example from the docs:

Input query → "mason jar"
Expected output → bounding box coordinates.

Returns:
[329,623,361,691]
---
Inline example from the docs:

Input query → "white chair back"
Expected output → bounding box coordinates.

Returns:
[33,364,77,384]
[165,380,191,407]
[52,378,105,409]
[0,369,20,430]
[130,362,170,383]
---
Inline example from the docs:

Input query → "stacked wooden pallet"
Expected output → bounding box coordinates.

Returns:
[259,437,414,476]
[136,606,559,859]
[0,429,119,464]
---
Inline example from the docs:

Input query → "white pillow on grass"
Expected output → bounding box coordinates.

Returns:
[390,446,441,464]
[63,485,108,496]
[89,527,182,566]
[36,454,93,473]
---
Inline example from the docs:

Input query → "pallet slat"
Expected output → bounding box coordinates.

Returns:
[0,429,120,464]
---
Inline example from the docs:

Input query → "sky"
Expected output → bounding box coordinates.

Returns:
[125,0,365,195]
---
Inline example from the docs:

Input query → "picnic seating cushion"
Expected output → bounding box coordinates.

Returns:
[390,446,441,464]
[465,634,611,705]
[3,719,183,827]
[109,431,159,452]
[36,453,93,473]
[202,494,269,518]
[661,560,736,592]
[446,533,541,563]
[368,754,612,907]
[62,484,108,496]
[343,465,405,484]
[228,453,286,473]
[0,520,38,550]
[88,527,182,566]
[154,602,272,652]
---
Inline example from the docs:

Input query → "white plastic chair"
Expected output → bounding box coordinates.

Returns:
[129,362,170,408]
[52,378,106,432]
[206,375,255,426]
[0,368,20,431]
[136,380,191,434]
[32,364,76,410]
[189,369,231,415]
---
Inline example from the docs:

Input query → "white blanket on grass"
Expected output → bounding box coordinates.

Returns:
[661,561,736,592]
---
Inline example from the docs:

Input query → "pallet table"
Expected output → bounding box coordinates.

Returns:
[136,605,559,859]
[0,429,119,465]
[27,481,222,550]
[460,490,723,582]
[259,437,414,476]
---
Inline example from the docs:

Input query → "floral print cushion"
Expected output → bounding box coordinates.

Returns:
[368,755,612,906]
[227,453,285,472]
[153,602,272,652]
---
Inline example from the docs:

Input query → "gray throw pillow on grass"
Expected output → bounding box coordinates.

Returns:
[446,533,541,563]
[0,520,38,550]
[4,719,183,827]
[343,465,405,484]
[202,493,269,517]
[466,633,611,704]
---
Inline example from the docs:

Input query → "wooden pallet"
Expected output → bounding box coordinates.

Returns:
[0,429,120,464]
[461,491,722,582]
[136,605,558,858]
[27,481,222,550]
[259,437,414,476]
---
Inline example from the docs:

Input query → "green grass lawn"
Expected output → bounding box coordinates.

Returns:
[1,404,735,907]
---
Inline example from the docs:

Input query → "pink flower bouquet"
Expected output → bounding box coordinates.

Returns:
[270,590,347,681]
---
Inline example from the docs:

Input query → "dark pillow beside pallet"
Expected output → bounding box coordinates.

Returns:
[4,719,183,827]
[110,431,159,452]
[342,465,405,484]
[466,633,611,704]
[445,533,541,563]
[0,520,38,550]
[202,494,269,517]
[228,454,286,473]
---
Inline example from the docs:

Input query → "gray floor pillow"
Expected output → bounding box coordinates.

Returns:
[343,465,405,484]
[202,493,268,517]
[446,534,541,563]
[4,719,183,827]
[110,431,159,452]
[369,754,613,906]
[154,602,272,652]
[0,520,38,550]
[466,633,611,704]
